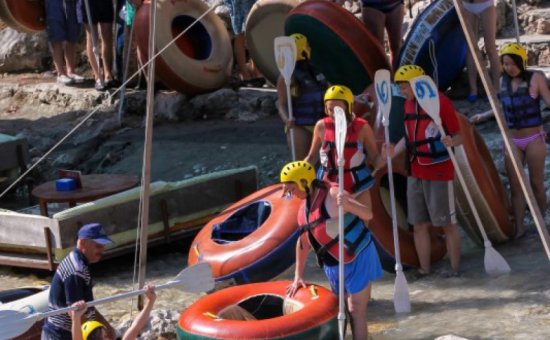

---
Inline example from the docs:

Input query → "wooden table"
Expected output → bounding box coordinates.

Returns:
[32,174,139,216]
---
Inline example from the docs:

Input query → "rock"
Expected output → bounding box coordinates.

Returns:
[154,91,187,121]
[190,88,239,120]
[0,28,49,72]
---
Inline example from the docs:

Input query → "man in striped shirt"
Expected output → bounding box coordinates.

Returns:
[41,223,115,340]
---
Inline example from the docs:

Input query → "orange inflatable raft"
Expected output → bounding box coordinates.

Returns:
[135,0,232,95]
[0,0,46,33]
[188,185,301,288]
[177,281,338,339]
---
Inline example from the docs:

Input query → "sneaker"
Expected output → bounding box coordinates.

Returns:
[69,73,85,83]
[94,80,107,92]
[57,75,74,85]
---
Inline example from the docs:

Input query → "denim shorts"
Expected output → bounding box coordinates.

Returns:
[225,0,257,34]
[45,0,81,43]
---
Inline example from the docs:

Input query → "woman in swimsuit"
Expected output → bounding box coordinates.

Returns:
[461,0,500,102]
[360,0,404,69]
[471,43,550,238]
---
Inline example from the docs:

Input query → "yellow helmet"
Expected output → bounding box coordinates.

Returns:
[499,42,527,68]
[82,320,104,340]
[290,33,310,61]
[280,161,316,192]
[394,65,425,82]
[324,85,353,113]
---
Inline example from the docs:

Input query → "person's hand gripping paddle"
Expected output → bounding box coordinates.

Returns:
[375,69,411,313]
[0,263,214,340]
[411,75,511,277]
[334,106,347,340]
[274,36,298,160]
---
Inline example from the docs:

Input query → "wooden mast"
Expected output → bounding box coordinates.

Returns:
[453,0,550,261]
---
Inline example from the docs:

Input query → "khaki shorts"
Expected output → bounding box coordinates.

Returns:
[407,177,457,226]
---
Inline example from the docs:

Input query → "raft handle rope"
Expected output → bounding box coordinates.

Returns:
[0,0,224,200]
[428,39,439,88]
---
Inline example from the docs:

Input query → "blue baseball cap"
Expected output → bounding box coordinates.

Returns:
[78,223,113,245]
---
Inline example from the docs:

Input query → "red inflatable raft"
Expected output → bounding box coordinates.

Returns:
[177,281,338,339]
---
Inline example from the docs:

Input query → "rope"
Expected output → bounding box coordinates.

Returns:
[0,0,223,200]
[428,38,439,88]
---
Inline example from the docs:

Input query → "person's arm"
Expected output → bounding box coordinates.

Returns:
[277,76,294,128]
[304,120,324,165]
[332,187,373,221]
[286,233,311,297]
[533,72,550,108]
[360,123,384,172]
[122,285,157,340]
[69,301,87,340]
[469,110,494,124]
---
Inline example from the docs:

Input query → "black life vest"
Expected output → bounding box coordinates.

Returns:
[500,71,543,129]
[291,61,328,126]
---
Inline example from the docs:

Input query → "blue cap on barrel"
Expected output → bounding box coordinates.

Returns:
[78,223,113,245]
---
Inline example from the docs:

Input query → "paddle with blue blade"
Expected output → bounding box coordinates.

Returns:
[375,69,411,313]
[274,36,298,160]
[410,75,511,277]
[334,106,347,340]
[0,262,213,340]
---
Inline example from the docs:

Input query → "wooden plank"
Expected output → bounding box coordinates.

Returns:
[453,0,550,261]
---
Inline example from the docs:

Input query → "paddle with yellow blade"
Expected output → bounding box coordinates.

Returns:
[410,75,511,277]
[375,69,411,313]
[334,105,347,340]
[274,36,298,160]
[0,263,213,340]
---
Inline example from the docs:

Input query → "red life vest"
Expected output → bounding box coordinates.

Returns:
[318,116,374,193]
[404,102,450,166]
[298,185,372,265]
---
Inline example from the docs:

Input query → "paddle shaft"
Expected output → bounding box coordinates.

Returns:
[337,154,345,340]
[453,0,550,259]
[286,83,297,160]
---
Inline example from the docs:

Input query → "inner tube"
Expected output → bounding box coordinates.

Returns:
[284,0,390,94]
[0,286,49,340]
[177,281,338,339]
[370,91,446,271]
[398,0,467,91]
[0,0,46,33]
[135,0,232,95]
[453,114,514,244]
[188,185,301,289]
[245,0,298,86]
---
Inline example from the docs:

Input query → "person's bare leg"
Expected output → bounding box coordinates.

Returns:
[361,7,385,50]
[413,223,431,273]
[99,22,114,81]
[479,5,500,90]
[347,283,371,340]
[234,33,252,80]
[385,4,404,69]
[50,41,68,76]
[524,136,547,216]
[464,12,479,98]
[287,127,313,160]
[85,25,102,82]
[442,223,461,272]
[64,42,78,76]
[505,147,526,237]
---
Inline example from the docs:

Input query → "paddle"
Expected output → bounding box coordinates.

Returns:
[334,106,347,340]
[274,36,298,160]
[0,263,213,340]
[410,75,511,277]
[375,70,411,313]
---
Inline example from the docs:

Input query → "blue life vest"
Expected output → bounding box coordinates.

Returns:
[500,71,543,129]
[291,61,328,126]
[298,184,372,266]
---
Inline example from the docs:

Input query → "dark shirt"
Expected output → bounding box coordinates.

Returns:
[42,249,95,340]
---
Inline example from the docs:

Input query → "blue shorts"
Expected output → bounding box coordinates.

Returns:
[323,242,382,295]
[224,0,257,34]
[46,0,81,43]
